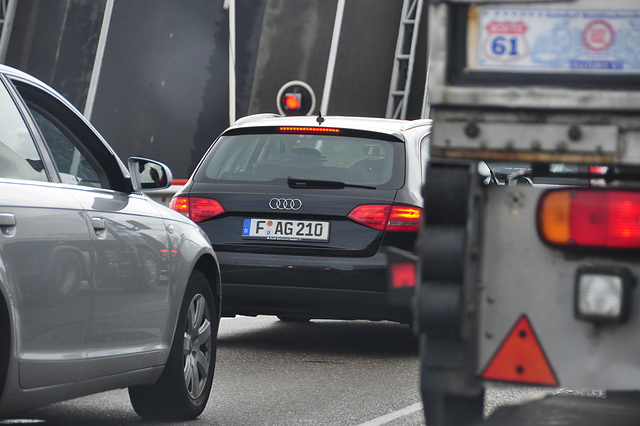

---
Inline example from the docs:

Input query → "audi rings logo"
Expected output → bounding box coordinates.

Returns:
[269,198,302,210]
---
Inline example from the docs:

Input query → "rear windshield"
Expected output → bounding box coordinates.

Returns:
[195,132,405,188]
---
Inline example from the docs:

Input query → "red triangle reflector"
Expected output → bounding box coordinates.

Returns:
[482,315,558,386]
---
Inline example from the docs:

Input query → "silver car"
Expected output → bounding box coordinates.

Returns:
[0,64,221,420]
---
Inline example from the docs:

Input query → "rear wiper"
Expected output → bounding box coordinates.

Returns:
[287,176,376,190]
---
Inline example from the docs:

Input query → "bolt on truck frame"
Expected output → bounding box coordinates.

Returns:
[415,0,640,424]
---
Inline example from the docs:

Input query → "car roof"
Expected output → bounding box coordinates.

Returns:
[229,114,432,140]
[0,64,36,81]
[0,64,61,97]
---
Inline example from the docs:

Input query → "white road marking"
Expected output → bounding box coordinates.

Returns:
[358,402,423,426]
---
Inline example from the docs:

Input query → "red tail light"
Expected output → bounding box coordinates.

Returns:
[170,197,225,223]
[588,165,608,188]
[279,126,341,135]
[391,262,416,288]
[348,205,421,232]
[538,189,640,248]
[387,206,422,232]
[588,165,607,175]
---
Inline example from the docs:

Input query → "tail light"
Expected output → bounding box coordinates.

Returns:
[390,262,416,288]
[588,165,608,188]
[279,126,341,135]
[588,165,608,175]
[348,205,421,232]
[170,197,225,223]
[538,189,640,248]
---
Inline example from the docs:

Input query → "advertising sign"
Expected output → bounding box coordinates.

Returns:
[468,6,640,73]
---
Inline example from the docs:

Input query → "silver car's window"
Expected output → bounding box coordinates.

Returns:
[28,107,103,187]
[199,134,400,187]
[0,81,47,182]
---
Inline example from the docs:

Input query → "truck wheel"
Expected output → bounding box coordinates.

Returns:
[129,270,217,420]
[423,391,484,426]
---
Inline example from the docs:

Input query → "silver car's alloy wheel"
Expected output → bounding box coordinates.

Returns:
[128,270,217,420]
[183,293,212,399]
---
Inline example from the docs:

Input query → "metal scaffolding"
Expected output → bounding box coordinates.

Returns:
[0,0,17,63]
[385,0,423,120]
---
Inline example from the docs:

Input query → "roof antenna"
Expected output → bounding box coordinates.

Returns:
[316,110,324,126]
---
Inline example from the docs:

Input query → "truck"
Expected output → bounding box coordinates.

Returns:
[412,0,640,424]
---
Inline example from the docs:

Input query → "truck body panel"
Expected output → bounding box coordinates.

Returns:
[477,185,640,389]
[416,0,640,423]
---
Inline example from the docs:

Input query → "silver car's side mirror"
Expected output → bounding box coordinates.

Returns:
[128,157,173,191]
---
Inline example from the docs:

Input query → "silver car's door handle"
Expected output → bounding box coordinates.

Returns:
[0,213,16,227]
[0,213,16,237]
[91,217,106,231]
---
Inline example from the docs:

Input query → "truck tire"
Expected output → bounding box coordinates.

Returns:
[423,390,484,426]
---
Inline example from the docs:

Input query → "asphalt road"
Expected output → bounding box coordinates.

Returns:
[3,316,639,425]
[2,316,424,425]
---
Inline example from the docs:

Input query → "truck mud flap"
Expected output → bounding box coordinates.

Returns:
[415,159,485,425]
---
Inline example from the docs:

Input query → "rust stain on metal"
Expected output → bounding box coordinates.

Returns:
[431,148,613,164]
[466,6,480,71]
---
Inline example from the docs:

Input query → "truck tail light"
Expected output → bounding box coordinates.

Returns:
[538,189,640,248]
[348,205,421,232]
[170,197,225,223]
[588,165,608,188]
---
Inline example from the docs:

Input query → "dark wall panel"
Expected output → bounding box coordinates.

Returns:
[193,0,266,174]
[6,0,426,179]
[248,0,336,115]
[6,0,106,109]
[91,1,226,178]
[91,0,266,179]
[330,0,402,117]
[234,1,267,118]
[248,0,411,119]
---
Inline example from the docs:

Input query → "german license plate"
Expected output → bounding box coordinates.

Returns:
[241,218,330,242]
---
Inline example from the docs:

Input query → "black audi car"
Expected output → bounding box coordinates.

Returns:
[171,114,431,323]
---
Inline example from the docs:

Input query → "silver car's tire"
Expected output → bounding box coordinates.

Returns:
[129,270,217,420]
